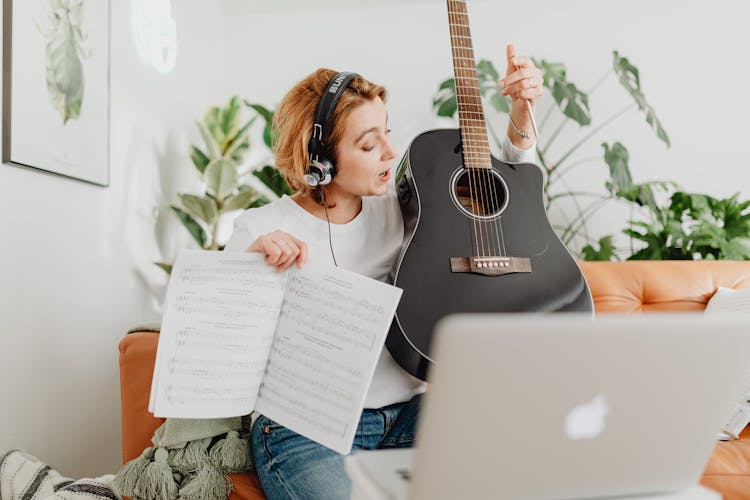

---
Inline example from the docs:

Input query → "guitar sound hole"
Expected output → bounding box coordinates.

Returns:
[450,167,509,220]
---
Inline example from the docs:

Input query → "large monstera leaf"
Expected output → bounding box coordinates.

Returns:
[613,51,670,148]
[42,0,88,124]
[534,58,591,126]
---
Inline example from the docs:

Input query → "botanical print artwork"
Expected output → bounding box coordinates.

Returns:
[5,0,109,185]
[40,0,90,124]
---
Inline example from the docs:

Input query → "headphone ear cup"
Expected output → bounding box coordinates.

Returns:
[305,158,335,187]
[304,163,323,187]
[319,158,336,186]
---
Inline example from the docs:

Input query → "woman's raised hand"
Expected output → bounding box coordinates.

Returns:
[499,44,544,106]
[247,230,308,272]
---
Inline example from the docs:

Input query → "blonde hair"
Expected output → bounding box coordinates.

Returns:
[272,68,387,197]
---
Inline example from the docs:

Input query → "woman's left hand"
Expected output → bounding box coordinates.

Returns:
[498,44,543,107]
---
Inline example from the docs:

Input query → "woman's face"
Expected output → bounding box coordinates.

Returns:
[332,97,397,197]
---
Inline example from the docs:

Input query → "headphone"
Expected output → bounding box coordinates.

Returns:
[304,71,360,187]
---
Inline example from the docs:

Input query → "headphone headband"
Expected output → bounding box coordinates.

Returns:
[308,72,359,164]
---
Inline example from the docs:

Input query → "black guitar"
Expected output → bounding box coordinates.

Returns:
[386,0,593,381]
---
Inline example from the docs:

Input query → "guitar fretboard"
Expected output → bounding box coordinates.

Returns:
[447,0,491,170]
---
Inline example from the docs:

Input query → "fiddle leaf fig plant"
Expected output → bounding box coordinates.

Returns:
[155,96,291,274]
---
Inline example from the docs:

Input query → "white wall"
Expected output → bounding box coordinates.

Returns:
[1,0,748,480]
[223,0,750,254]
[0,2,228,477]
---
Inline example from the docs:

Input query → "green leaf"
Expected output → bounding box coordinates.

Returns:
[197,120,221,159]
[224,133,251,163]
[535,59,591,126]
[432,77,458,118]
[204,107,226,148]
[245,102,276,149]
[154,262,173,275]
[601,142,633,193]
[171,206,207,248]
[222,189,257,213]
[477,59,510,113]
[178,193,218,223]
[204,159,238,200]
[224,116,257,163]
[249,194,271,208]
[613,51,671,148]
[720,238,750,260]
[190,146,210,174]
[221,96,242,139]
[581,235,615,261]
[252,165,294,197]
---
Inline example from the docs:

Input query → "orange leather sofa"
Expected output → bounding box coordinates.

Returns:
[119,261,750,500]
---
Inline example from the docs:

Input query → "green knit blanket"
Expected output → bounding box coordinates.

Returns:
[112,416,253,500]
[114,325,254,500]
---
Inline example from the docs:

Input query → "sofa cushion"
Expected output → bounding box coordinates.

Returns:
[579,261,750,312]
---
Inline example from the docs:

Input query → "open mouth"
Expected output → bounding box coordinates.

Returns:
[379,169,390,179]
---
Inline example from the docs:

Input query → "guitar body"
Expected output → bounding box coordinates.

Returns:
[386,128,593,380]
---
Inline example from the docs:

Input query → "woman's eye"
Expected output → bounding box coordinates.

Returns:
[363,145,374,152]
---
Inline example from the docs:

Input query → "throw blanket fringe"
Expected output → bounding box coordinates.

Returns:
[112,417,253,500]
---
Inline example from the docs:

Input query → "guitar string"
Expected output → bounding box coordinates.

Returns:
[453,65,504,261]
[448,7,485,261]
[450,2,500,261]
[453,7,491,262]
[451,4,509,263]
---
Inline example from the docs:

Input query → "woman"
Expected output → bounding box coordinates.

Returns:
[223,44,543,500]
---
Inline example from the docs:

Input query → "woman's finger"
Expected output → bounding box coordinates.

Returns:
[296,241,308,268]
[516,87,544,102]
[501,75,543,96]
[272,239,298,269]
[510,55,533,69]
[500,67,538,88]
[263,240,284,265]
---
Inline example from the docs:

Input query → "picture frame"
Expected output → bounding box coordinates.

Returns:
[2,0,110,186]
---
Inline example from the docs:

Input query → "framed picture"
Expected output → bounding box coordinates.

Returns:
[2,0,110,186]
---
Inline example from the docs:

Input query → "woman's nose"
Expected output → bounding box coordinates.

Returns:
[383,137,397,161]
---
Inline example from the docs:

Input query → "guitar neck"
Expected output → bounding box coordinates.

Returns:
[447,0,491,169]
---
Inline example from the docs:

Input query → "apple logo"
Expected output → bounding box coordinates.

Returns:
[565,394,609,440]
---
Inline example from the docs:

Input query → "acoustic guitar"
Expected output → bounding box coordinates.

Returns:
[386,0,593,381]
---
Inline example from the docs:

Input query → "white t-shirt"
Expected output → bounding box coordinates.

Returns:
[223,133,536,408]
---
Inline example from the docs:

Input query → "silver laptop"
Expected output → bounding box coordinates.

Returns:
[402,313,750,500]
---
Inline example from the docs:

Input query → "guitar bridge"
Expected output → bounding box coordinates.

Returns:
[450,256,532,276]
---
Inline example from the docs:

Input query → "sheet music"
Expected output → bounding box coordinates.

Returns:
[255,263,402,454]
[149,250,286,418]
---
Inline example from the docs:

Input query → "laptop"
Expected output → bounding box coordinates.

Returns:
[346,313,750,499]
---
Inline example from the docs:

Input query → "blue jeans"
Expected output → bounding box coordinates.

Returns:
[251,393,422,500]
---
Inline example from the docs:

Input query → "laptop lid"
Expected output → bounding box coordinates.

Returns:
[409,313,750,500]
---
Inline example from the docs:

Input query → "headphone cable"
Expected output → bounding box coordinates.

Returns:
[319,187,338,267]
